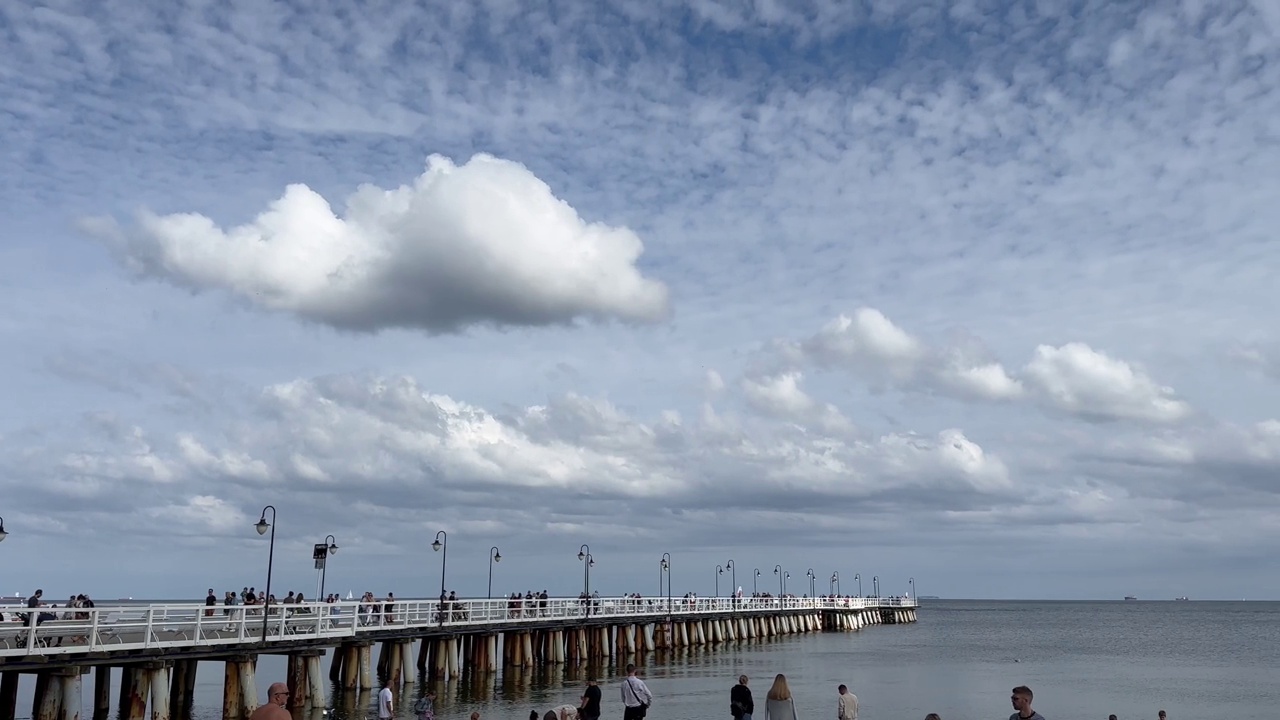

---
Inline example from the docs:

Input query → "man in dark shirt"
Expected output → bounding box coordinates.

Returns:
[1009,685,1045,720]
[579,678,602,720]
[730,675,754,720]
[25,589,43,626]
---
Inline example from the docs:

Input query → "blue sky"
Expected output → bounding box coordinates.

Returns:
[2,0,1280,601]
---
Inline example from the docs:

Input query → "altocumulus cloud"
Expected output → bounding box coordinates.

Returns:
[82,154,669,333]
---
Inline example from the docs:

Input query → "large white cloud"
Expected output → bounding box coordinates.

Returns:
[83,154,670,333]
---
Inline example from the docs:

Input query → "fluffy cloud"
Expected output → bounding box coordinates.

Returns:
[83,154,669,333]
[786,307,1188,423]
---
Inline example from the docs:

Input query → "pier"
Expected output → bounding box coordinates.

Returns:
[0,595,917,720]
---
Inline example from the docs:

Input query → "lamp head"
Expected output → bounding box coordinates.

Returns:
[431,539,442,552]
[255,518,270,536]
[328,542,338,556]
[577,550,585,561]
[0,518,7,542]
[493,551,502,563]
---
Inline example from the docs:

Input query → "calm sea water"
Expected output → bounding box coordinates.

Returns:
[11,600,1279,720]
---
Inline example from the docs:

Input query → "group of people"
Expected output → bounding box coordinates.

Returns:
[728,674,859,720]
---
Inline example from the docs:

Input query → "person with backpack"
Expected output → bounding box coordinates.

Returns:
[412,690,436,720]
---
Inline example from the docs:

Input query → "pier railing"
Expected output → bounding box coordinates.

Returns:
[0,595,916,658]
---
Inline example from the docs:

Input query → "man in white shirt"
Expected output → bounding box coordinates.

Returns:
[379,681,395,720]
[619,664,652,720]
[837,684,858,720]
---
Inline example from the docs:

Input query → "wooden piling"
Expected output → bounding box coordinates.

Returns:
[126,667,150,720]
[37,674,62,720]
[236,661,256,718]
[148,667,171,720]
[342,645,359,690]
[286,656,306,710]
[358,644,373,690]
[306,656,327,709]
[0,672,19,720]
[329,647,344,684]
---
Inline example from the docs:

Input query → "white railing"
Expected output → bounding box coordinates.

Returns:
[0,596,916,659]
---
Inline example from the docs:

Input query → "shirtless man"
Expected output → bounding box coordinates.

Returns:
[249,683,290,720]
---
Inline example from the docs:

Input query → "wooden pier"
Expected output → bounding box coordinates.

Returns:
[0,596,918,720]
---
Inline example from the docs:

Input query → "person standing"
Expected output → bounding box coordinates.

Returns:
[619,664,652,720]
[379,680,395,720]
[1009,686,1044,720]
[764,674,798,720]
[731,675,754,720]
[580,678,602,720]
[249,683,290,720]
[837,684,858,720]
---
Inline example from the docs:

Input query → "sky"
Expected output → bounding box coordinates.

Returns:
[2,0,1279,602]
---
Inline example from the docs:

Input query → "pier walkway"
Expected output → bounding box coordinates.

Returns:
[0,595,915,663]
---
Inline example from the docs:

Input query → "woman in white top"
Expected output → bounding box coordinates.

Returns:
[764,674,799,720]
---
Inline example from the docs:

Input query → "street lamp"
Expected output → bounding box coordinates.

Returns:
[488,546,502,599]
[773,565,784,598]
[854,573,862,598]
[578,545,594,617]
[909,577,916,600]
[660,553,672,611]
[254,506,277,642]
[753,568,761,596]
[873,575,879,598]
[432,531,448,618]
[806,568,816,598]
[0,515,8,542]
[831,571,840,596]
[716,565,723,597]
[725,560,736,607]
[316,534,338,601]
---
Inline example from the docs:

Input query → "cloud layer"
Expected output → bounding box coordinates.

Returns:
[84,154,669,333]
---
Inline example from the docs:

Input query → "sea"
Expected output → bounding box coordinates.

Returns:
[8,600,1278,720]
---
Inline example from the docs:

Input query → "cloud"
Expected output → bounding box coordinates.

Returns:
[1022,343,1191,423]
[83,154,669,334]
[787,308,1186,423]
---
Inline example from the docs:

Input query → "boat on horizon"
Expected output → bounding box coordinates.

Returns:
[1124,596,1138,601]
[1175,596,1189,601]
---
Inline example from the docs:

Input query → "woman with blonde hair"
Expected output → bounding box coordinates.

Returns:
[764,674,798,720]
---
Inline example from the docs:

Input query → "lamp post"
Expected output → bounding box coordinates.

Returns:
[431,531,448,622]
[316,534,338,601]
[0,515,8,542]
[725,560,736,607]
[660,553,671,612]
[909,577,915,600]
[254,506,277,643]
[578,545,594,617]
[487,546,502,599]
[715,565,723,598]
[806,568,816,598]
[773,565,783,598]
[831,571,840,596]
[753,568,761,596]
[854,573,862,598]
[873,575,879,598]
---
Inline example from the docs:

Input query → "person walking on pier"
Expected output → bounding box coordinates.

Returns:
[764,674,798,720]
[620,664,652,720]
[1009,686,1044,720]
[837,684,858,720]
[730,675,754,720]
[250,683,290,720]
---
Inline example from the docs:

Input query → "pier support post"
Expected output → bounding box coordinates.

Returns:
[286,656,307,711]
[237,660,256,719]
[37,673,62,720]
[307,656,327,709]
[400,642,416,684]
[222,663,241,720]
[60,669,83,720]
[358,644,373,691]
[148,666,171,720]
[1,672,19,720]
[92,667,111,720]
[126,667,151,720]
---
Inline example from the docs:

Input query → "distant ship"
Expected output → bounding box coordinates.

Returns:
[1175,596,1189,601]
[1124,596,1138,601]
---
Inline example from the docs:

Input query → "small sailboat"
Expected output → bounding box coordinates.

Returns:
[346,590,354,600]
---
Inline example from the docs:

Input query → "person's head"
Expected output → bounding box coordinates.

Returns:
[587,678,597,687]
[625,663,637,675]
[925,715,942,720]
[543,712,556,720]
[1109,715,1117,720]
[767,674,791,701]
[267,682,289,707]
[529,712,538,720]
[1158,712,1166,719]
[470,713,480,720]
[838,684,848,695]
[1011,686,1033,713]
[738,675,749,686]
